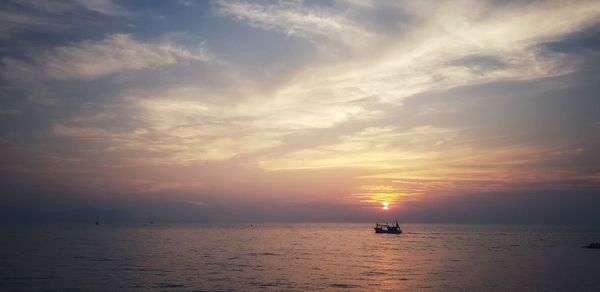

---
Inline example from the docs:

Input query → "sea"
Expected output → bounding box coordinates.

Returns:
[1,223,599,291]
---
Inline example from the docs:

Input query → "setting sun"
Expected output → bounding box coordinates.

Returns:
[382,202,389,210]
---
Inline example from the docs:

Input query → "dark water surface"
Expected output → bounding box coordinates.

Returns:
[1,223,599,291]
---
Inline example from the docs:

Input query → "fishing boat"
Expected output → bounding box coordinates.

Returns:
[586,242,600,249]
[374,221,402,234]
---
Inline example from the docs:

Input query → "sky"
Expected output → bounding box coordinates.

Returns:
[1,0,599,223]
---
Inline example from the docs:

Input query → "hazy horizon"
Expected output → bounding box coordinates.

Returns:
[1,0,600,224]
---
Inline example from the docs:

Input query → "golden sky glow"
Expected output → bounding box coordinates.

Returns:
[1,0,600,221]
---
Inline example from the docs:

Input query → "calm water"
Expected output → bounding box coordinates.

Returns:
[1,223,599,291]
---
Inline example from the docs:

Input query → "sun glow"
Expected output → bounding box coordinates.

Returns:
[382,202,389,210]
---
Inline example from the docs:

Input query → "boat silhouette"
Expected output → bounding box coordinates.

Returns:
[586,242,600,249]
[374,221,402,234]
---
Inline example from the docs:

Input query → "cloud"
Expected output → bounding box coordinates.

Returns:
[258,125,460,170]
[0,10,57,39]
[217,0,600,100]
[46,84,284,165]
[0,0,131,39]
[189,200,205,206]
[215,0,376,48]
[0,33,213,105]
[13,0,128,15]
[2,34,211,81]
[203,1,600,168]
[72,0,130,16]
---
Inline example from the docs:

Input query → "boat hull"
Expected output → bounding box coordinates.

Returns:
[374,221,402,234]
[374,227,402,234]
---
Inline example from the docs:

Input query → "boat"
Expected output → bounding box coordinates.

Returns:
[585,242,600,249]
[374,221,402,234]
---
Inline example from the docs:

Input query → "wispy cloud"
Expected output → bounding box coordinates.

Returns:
[0,0,131,39]
[0,10,58,38]
[2,34,211,81]
[14,0,128,15]
[72,0,130,16]
[215,0,377,49]
[0,33,212,105]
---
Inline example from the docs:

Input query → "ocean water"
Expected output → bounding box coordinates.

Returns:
[1,223,599,291]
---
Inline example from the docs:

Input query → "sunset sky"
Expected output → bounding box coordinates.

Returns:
[1,0,599,223]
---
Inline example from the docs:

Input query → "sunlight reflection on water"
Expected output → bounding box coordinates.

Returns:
[1,223,600,291]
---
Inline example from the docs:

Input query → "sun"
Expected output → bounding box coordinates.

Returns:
[382,201,389,210]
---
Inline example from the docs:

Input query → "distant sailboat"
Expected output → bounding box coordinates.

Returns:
[95,215,99,225]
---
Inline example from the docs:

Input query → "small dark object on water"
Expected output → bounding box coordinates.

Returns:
[374,220,402,234]
[585,242,600,249]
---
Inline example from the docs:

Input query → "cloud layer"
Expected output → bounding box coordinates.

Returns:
[1,0,599,221]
